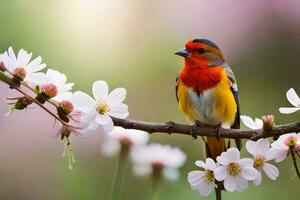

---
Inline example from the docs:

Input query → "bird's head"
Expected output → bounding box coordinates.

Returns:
[175,39,225,68]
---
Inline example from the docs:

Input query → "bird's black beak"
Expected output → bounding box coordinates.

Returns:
[174,48,191,57]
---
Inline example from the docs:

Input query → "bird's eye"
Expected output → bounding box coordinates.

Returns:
[198,48,207,54]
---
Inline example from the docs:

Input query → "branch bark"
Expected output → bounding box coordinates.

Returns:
[112,117,300,140]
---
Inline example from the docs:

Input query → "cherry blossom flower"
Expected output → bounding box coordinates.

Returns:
[214,148,258,192]
[72,80,128,134]
[240,115,263,129]
[0,47,46,85]
[246,139,279,185]
[35,69,74,103]
[188,158,217,196]
[130,144,186,180]
[268,133,300,162]
[101,126,149,157]
[279,88,300,114]
[241,115,275,131]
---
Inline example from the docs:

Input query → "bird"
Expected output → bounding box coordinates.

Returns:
[175,38,240,160]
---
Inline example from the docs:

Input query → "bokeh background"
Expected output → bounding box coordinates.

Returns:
[0,0,300,199]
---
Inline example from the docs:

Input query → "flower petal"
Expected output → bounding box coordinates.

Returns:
[188,171,205,186]
[195,160,206,168]
[214,166,227,181]
[95,114,112,125]
[224,176,237,192]
[83,120,98,134]
[241,166,258,180]
[279,107,300,114]
[25,72,48,86]
[205,158,216,171]
[263,163,279,180]
[255,139,271,156]
[107,88,126,104]
[225,148,240,162]
[238,158,254,167]
[236,175,248,192]
[240,115,261,129]
[133,164,152,177]
[72,91,96,112]
[108,103,129,119]
[245,140,257,156]
[216,154,229,165]
[197,181,215,196]
[163,168,179,181]
[93,80,108,101]
[255,118,263,129]
[253,171,262,185]
[286,88,300,107]
[265,148,287,162]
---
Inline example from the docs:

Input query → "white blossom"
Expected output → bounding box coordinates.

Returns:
[130,144,186,180]
[279,88,300,114]
[246,139,279,185]
[214,148,258,192]
[268,133,300,162]
[101,126,149,157]
[72,80,128,134]
[0,47,46,84]
[188,158,216,196]
[240,115,263,129]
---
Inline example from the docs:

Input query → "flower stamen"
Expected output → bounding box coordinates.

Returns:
[254,156,265,170]
[97,101,110,114]
[203,170,214,183]
[227,163,241,176]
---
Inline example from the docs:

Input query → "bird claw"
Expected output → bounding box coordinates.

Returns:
[190,123,199,140]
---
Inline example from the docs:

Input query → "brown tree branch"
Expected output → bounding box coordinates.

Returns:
[112,117,300,140]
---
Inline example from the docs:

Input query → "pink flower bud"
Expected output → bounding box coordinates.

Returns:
[59,100,74,115]
[261,115,275,131]
[13,67,27,80]
[41,84,58,98]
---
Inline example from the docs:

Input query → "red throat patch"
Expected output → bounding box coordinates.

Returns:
[179,65,223,94]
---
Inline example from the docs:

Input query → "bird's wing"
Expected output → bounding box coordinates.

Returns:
[175,75,179,102]
[223,63,241,149]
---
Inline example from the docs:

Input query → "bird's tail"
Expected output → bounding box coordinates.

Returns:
[205,136,226,161]
[205,136,226,199]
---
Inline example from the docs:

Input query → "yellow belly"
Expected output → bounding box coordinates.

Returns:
[177,70,237,126]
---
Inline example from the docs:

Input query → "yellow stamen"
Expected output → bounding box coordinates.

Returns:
[227,163,241,176]
[203,170,214,183]
[97,101,110,114]
[254,157,265,170]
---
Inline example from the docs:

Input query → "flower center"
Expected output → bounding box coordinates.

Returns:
[13,67,26,80]
[227,163,241,176]
[97,101,110,114]
[41,84,58,98]
[254,156,265,170]
[203,170,214,183]
[285,136,298,149]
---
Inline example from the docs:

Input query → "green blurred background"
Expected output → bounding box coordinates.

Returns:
[0,0,300,199]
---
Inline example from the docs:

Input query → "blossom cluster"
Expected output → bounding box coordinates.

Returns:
[188,88,300,197]
[188,113,300,197]
[0,47,187,176]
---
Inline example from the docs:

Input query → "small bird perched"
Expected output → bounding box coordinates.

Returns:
[175,39,240,160]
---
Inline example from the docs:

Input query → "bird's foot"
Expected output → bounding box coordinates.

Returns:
[190,123,199,140]
[216,124,222,140]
